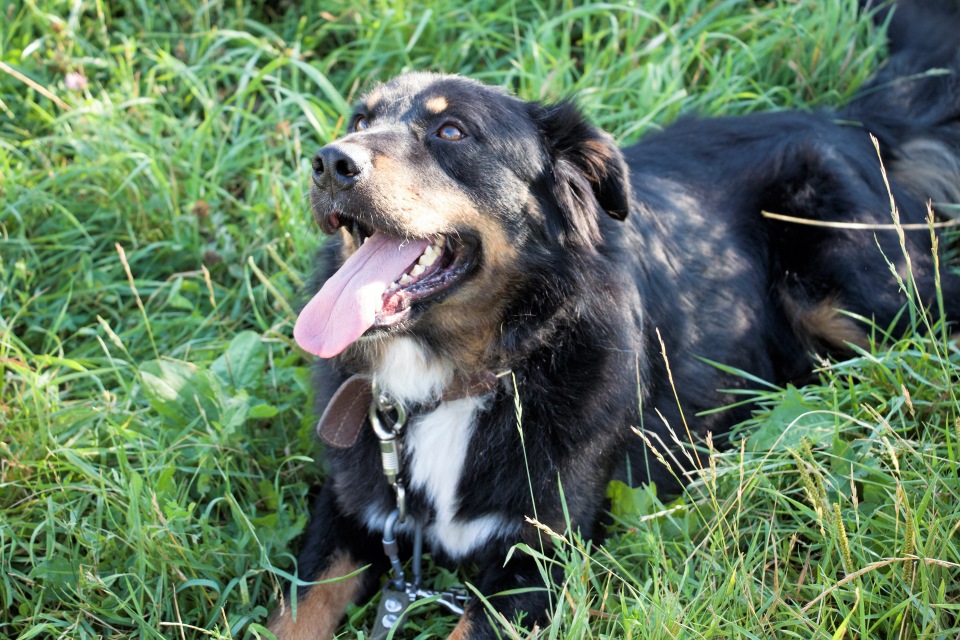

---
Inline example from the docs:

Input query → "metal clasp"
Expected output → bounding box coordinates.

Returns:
[380,515,468,616]
[370,380,408,520]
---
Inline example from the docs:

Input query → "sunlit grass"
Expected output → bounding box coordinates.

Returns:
[2,0,957,638]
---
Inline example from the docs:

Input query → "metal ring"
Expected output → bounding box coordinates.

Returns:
[370,380,407,437]
[390,400,407,433]
[369,406,394,440]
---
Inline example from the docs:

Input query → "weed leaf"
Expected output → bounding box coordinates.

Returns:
[140,358,218,424]
[748,385,834,451]
[212,330,267,392]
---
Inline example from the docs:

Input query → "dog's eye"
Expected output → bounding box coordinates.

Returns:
[354,117,369,132]
[437,124,465,141]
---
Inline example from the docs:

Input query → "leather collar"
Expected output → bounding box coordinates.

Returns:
[317,371,506,448]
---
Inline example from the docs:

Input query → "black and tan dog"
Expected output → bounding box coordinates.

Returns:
[270,1,960,637]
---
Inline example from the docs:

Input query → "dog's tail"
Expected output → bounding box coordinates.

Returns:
[846,0,960,209]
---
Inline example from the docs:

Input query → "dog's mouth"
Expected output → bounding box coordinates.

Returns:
[294,214,477,358]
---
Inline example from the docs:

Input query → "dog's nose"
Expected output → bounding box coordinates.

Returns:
[312,144,369,192]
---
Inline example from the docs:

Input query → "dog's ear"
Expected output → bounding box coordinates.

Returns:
[534,101,631,246]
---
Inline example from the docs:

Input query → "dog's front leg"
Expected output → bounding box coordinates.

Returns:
[267,552,363,640]
[268,481,385,640]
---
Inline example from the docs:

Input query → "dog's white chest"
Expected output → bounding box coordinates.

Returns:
[372,338,512,558]
[406,397,512,557]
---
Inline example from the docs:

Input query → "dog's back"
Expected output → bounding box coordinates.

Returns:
[620,0,960,491]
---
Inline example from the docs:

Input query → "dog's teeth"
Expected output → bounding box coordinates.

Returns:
[410,264,426,277]
[418,247,439,267]
[434,235,446,248]
[386,282,398,292]
[399,274,414,285]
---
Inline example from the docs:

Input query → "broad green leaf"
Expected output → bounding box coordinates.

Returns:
[140,358,218,424]
[607,480,659,520]
[212,330,266,392]
[747,385,835,451]
[249,403,279,419]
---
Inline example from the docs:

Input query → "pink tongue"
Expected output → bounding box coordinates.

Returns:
[294,232,431,358]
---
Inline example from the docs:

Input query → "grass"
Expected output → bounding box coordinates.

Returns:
[1,0,958,638]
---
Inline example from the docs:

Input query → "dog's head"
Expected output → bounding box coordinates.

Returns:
[294,72,630,364]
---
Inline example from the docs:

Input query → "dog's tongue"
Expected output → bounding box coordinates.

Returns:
[294,232,431,358]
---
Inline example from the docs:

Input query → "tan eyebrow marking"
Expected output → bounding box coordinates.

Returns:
[364,87,384,110]
[426,96,449,114]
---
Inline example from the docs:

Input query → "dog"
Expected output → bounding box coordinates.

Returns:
[269,1,960,637]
